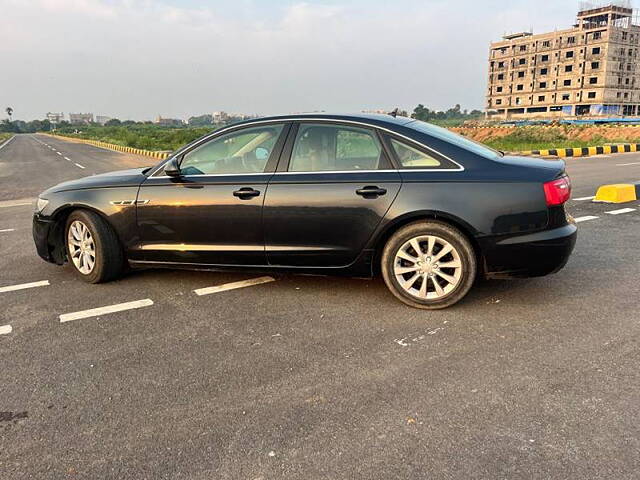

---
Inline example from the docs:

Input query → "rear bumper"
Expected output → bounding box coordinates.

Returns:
[481,222,577,279]
[32,214,59,264]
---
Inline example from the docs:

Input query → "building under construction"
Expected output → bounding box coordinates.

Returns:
[487,2,640,119]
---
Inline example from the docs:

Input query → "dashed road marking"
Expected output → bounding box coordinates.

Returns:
[574,216,599,223]
[0,325,12,335]
[0,202,33,208]
[194,276,276,296]
[0,228,16,233]
[75,163,85,169]
[606,208,636,215]
[616,162,640,166]
[573,196,595,201]
[64,156,71,161]
[0,200,32,208]
[59,298,154,323]
[56,152,62,156]
[0,280,50,294]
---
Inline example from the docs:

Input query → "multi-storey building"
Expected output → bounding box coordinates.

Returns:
[487,2,640,119]
[69,113,94,125]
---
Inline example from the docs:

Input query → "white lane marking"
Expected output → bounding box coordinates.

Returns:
[606,208,636,215]
[574,216,599,223]
[0,325,12,335]
[0,201,32,208]
[573,196,595,201]
[56,152,62,156]
[0,280,50,294]
[194,276,276,296]
[0,135,15,150]
[616,162,640,166]
[64,156,71,161]
[59,298,154,323]
[0,228,16,233]
[74,163,85,169]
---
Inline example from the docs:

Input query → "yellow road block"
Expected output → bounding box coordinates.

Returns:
[594,184,637,203]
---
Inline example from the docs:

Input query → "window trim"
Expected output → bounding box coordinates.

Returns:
[150,118,465,177]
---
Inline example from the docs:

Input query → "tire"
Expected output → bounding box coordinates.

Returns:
[64,210,124,283]
[381,220,476,309]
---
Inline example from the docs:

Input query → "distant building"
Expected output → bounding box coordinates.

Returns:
[155,116,183,126]
[95,115,112,125]
[46,112,64,124]
[212,111,230,124]
[487,2,640,119]
[211,111,257,124]
[69,113,94,125]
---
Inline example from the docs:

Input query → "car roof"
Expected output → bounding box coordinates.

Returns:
[229,112,416,129]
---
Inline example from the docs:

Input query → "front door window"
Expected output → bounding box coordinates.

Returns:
[180,124,284,175]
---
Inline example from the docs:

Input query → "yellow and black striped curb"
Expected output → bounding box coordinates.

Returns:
[594,182,640,203]
[517,144,640,157]
[42,134,170,160]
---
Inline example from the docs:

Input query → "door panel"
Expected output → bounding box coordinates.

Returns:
[134,122,289,266]
[264,171,401,267]
[136,175,270,265]
[264,122,402,267]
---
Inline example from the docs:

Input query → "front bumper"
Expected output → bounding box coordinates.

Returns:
[32,214,62,264]
[481,222,577,279]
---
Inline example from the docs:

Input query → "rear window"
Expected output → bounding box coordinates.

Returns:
[406,120,502,160]
[389,138,441,168]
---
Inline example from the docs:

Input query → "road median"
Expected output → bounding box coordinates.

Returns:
[517,144,640,158]
[41,133,171,160]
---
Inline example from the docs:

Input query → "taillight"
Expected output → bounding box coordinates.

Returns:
[543,175,571,206]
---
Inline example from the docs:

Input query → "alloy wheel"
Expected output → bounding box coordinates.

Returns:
[67,220,96,275]
[393,235,462,300]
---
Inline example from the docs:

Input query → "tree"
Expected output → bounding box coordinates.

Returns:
[5,107,13,122]
[105,118,122,126]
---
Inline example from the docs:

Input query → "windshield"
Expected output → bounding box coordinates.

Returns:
[406,120,502,160]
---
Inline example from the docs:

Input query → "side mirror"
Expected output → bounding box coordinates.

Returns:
[164,157,181,177]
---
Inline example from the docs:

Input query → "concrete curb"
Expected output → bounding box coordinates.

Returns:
[517,144,640,158]
[594,182,640,203]
[42,133,171,160]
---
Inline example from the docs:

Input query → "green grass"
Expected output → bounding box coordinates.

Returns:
[0,132,13,144]
[54,125,217,151]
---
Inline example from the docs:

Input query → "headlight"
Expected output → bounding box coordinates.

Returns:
[35,197,49,213]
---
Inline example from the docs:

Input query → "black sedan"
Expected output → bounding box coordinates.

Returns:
[33,114,576,309]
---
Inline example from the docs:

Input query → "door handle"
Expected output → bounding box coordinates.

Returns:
[356,186,387,198]
[233,187,261,199]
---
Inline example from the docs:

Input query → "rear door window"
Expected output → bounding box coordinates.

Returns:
[288,124,385,172]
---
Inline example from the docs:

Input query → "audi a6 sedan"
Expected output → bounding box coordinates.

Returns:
[33,114,577,309]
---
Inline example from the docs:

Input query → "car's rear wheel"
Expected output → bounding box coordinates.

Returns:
[65,210,124,283]
[381,221,476,309]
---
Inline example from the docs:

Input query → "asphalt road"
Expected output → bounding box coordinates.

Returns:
[1,134,639,479]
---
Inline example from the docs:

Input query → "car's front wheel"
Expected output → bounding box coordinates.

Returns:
[65,210,124,283]
[381,221,476,309]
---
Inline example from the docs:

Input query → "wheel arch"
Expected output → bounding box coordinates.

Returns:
[370,210,484,276]
[47,204,123,264]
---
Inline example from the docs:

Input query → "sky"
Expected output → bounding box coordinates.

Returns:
[0,0,581,121]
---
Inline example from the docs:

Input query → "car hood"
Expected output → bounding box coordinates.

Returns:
[43,167,150,195]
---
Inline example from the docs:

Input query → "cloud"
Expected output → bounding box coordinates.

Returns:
[0,0,578,120]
